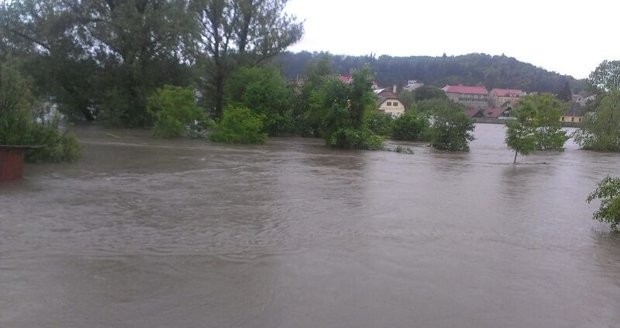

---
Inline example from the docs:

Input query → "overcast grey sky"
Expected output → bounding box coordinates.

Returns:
[285,0,619,79]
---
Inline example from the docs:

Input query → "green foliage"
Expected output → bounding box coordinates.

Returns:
[209,106,267,144]
[558,81,572,102]
[505,109,537,163]
[414,86,449,102]
[526,94,569,150]
[416,98,453,114]
[397,90,416,110]
[328,127,384,150]
[0,61,80,162]
[227,66,294,136]
[505,94,568,163]
[574,91,620,152]
[0,60,33,145]
[588,60,620,92]
[194,0,303,118]
[148,85,205,138]
[25,119,81,163]
[294,55,334,136]
[587,176,620,231]
[2,0,195,125]
[429,101,475,151]
[366,110,394,137]
[310,67,383,150]
[392,109,431,141]
[394,145,414,154]
[275,52,588,95]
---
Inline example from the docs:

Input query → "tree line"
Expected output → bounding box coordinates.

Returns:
[274,51,589,96]
[0,0,302,126]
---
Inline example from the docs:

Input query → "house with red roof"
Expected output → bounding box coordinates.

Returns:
[442,84,489,109]
[489,88,526,108]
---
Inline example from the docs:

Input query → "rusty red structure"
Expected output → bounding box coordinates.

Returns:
[0,146,27,181]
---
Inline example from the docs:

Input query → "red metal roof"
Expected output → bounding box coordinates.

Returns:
[443,84,488,95]
[339,75,353,84]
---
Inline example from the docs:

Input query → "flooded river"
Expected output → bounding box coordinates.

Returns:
[1,124,619,327]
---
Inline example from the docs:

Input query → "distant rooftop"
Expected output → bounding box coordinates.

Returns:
[490,88,526,97]
[443,84,488,95]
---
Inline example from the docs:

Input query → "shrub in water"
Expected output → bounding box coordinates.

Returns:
[587,176,620,232]
[209,106,267,144]
[148,85,205,138]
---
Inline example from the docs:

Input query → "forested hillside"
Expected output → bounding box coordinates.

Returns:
[273,52,588,94]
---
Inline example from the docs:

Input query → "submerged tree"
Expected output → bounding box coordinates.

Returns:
[226,65,294,136]
[527,94,568,150]
[505,93,568,163]
[1,0,196,126]
[192,0,303,118]
[574,61,620,152]
[310,67,383,149]
[428,100,474,151]
[505,106,537,164]
[574,91,620,152]
[587,176,620,232]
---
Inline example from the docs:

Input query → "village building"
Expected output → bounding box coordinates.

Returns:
[403,80,424,92]
[442,84,489,109]
[561,102,584,124]
[489,88,526,108]
[374,88,405,117]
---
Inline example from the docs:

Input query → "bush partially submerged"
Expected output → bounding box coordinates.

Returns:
[1,61,80,162]
[587,176,620,232]
[209,106,267,144]
[148,85,205,138]
[392,110,430,141]
[328,127,384,150]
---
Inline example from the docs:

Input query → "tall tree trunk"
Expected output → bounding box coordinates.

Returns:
[513,150,518,164]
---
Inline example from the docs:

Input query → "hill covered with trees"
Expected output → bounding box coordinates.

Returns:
[273,52,588,95]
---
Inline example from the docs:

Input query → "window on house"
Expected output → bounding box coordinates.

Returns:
[393,102,398,106]
[571,117,575,122]
[386,101,392,106]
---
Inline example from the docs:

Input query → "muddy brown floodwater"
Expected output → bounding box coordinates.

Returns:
[1,124,619,328]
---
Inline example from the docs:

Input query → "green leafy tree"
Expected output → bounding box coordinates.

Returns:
[310,67,383,149]
[588,60,620,93]
[587,176,620,232]
[193,0,303,118]
[0,60,79,162]
[0,60,33,145]
[295,54,333,136]
[209,106,267,144]
[397,90,416,110]
[526,94,569,150]
[414,86,448,102]
[366,110,394,137]
[429,100,474,151]
[505,105,537,163]
[574,91,620,152]
[557,81,572,102]
[226,66,294,136]
[148,86,205,138]
[391,109,430,141]
[1,0,195,126]
[505,94,567,163]
[416,98,453,114]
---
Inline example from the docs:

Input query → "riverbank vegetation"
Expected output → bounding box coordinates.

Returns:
[574,60,620,152]
[0,61,79,162]
[505,94,569,163]
[587,176,620,232]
